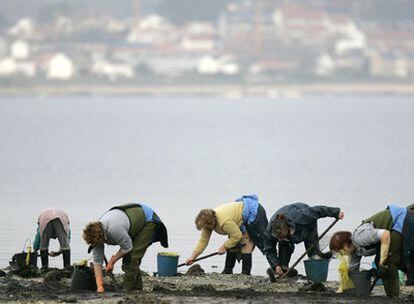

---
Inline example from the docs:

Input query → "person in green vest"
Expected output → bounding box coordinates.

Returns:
[83,203,168,292]
[329,204,414,297]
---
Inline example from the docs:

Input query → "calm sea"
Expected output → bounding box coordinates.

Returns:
[1,95,413,280]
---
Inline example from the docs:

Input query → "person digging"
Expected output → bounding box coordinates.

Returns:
[330,204,414,298]
[83,202,168,292]
[186,194,269,275]
[33,208,71,271]
[264,202,344,287]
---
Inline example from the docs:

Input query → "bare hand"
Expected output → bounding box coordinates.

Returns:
[218,245,227,255]
[97,285,104,293]
[338,211,345,220]
[185,258,194,266]
[275,266,283,275]
[106,255,116,273]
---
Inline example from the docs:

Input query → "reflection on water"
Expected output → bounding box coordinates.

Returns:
[1,95,414,279]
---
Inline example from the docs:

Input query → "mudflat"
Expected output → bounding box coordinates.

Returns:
[1,267,413,303]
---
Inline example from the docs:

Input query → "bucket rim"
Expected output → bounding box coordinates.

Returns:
[157,252,180,257]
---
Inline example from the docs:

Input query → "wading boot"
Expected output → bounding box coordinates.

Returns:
[222,252,237,274]
[136,270,143,291]
[62,249,71,268]
[40,249,49,271]
[123,263,143,292]
[241,253,252,275]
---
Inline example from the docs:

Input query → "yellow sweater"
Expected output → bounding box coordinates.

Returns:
[194,201,244,254]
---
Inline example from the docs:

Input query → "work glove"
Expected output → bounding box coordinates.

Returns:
[378,264,388,279]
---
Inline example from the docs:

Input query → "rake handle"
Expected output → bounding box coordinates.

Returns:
[280,217,340,279]
[177,251,219,268]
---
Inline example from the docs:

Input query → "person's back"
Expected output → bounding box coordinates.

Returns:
[33,208,71,270]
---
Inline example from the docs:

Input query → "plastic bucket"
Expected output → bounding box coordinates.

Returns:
[304,258,329,283]
[347,271,372,297]
[157,252,179,277]
[70,266,96,292]
[11,252,38,269]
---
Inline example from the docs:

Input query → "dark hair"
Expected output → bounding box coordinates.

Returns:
[329,231,352,252]
[271,214,289,239]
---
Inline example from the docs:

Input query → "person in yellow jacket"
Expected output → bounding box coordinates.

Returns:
[185,195,268,275]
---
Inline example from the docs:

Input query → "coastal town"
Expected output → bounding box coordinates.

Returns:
[0,1,413,95]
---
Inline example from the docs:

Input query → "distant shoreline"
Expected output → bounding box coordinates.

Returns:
[1,83,414,96]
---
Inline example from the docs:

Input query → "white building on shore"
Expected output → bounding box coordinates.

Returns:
[45,53,75,80]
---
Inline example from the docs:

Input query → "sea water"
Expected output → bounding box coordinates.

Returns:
[1,95,413,280]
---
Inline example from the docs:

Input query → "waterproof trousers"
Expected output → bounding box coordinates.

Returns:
[121,207,156,291]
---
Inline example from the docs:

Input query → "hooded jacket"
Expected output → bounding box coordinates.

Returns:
[264,202,340,268]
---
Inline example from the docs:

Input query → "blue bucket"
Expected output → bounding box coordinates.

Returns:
[157,252,179,277]
[304,258,329,283]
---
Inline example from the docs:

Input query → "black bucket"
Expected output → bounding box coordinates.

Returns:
[70,266,97,292]
[10,251,38,269]
[347,271,372,297]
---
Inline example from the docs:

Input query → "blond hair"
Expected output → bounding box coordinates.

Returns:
[195,209,216,231]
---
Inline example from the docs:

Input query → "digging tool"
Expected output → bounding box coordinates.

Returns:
[104,255,120,293]
[369,276,380,295]
[152,251,219,276]
[278,217,341,280]
[153,244,246,276]
[49,250,63,257]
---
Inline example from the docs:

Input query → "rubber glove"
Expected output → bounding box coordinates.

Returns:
[338,253,354,292]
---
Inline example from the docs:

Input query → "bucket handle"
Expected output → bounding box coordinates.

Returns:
[23,238,32,252]
[23,238,32,266]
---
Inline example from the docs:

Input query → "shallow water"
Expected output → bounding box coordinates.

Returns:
[1,95,414,279]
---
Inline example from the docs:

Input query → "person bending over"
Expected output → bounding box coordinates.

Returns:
[330,204,414,298]
[33,208,71,271]
[83,202,168,292]
[264,202,344,281]
[186,194,269,275]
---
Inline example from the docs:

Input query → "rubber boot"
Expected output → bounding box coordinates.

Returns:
[383,265,400,298]
[241,253,252,275]
[383,279,400,298]
[136,269,143,290]
[40,250,49,271]
[62,249,71,268]
[222,252,237,274]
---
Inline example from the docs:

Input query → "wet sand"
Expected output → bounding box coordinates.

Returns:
[1,267,413,303]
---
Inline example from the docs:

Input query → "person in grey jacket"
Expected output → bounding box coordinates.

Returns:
[264,203,344,281]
